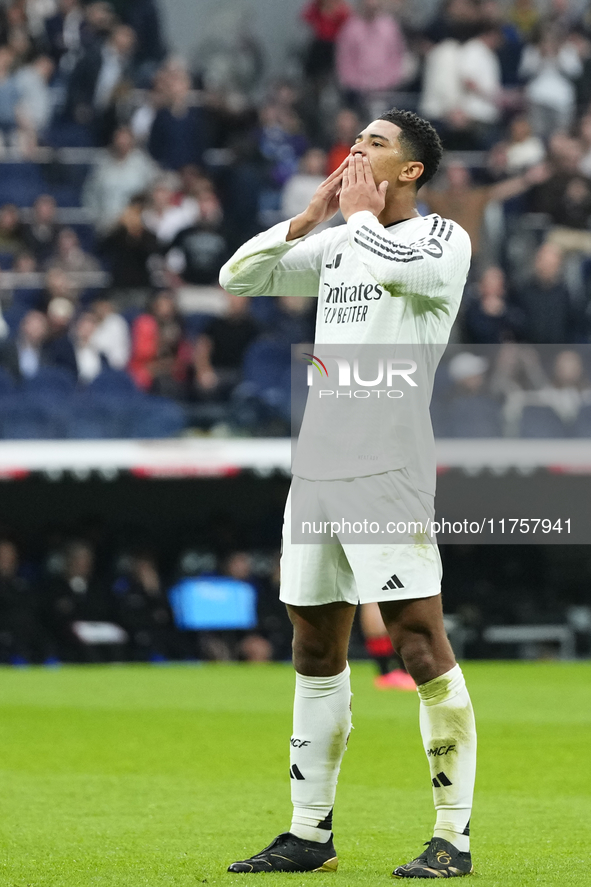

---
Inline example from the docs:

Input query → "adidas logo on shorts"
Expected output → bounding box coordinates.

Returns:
[382,574,404,591]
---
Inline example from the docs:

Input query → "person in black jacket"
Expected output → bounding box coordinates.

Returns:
[66,23,136,144]
[517,243,580,344]
[464,266,523,344]
[45,541,118,662]
[0,539,46,664]
[111,551,177,661]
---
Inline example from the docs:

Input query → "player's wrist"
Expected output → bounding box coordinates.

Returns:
[287,212,319,241]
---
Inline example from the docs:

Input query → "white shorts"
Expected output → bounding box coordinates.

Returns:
[280,470,442,607]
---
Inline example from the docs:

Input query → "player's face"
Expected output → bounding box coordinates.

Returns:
[350,120,415,188]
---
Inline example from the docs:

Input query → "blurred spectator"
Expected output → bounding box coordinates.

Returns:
[66,22,136,142]
[142,172,200,246]
[0,539,44,664]
[456,24,503,147]
[0,308,48,379]
[15,53,54,144]
[72,310,102,382]
[128,289,190,395]
[516,242,576,343]
[45,295,77,375]
[530,136,591,255]
[519,25,582,137]
[23,194,60,265]
[301,0,352,86]
[43,0,85,75]
[49,227,101,273]
[422,0,481,44]
[193,293,259,400]
[326,106,360,172]
[112,551,175,661]
[281,147,327,222]
[257,102,309,190]
[490,342,547,398]
[147,64,209,170]
[89,295,130,369]
[421,22,504,149]
[164,182,229,286]
[12,248,37,272]
[0,203,27,255]
[129,60,168,143]
[508,0,540,40]
[421,158,549,263]
[505,349,591,435]
[504,114,545,174]
[482,0,524,88]
[445,351,502,437]
[578,113,591,177]
[114,0,166,73]
[82,125,158,233]
[42,264,79,308]
[3,2,34,65]
[573,27,591,116]
[98,195,158,290]
[0,44,20,143]
[464,266,522,343]
[336,0,408,117]
[83,1,118,45]
[45,540,117,663]
[191,5,263,97]
[420,37,464,136]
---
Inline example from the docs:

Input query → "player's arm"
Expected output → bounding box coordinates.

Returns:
[340,155,471,312]
[219,158,348,298]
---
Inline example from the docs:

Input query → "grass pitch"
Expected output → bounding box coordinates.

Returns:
[0,661,588,887]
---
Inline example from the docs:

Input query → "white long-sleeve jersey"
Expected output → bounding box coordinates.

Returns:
[219,210,471,491]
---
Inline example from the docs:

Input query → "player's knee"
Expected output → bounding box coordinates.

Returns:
[395,628,442,678]
[292,635,345,677]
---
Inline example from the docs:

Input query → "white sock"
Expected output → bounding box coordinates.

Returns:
[417,664,476,853]
[289,664,352,843]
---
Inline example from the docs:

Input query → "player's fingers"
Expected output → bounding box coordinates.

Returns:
[355,153,366,182]
[323,157,349,184]
[362,155,374,185]
[347,155,356,184]
[342,164,349,189]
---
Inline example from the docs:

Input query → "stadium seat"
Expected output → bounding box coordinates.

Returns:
[446,395,503,438]
[65,394,121,439]
[237,339,291,415]
[0,392,68,439]
[0,367,16,395]
[22,366,77,396]
[573,405,591,438]
[519,405,567,438]
[125,396,187,439]
[88,369,139,396]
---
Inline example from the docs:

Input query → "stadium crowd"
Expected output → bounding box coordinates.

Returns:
[0,0,588,435]
[1,527,589,665]
[0,534,295,664]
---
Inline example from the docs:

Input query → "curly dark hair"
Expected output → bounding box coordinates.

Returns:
[377,108,443,188]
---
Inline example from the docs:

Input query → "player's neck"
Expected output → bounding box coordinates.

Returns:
[377,191,420,227]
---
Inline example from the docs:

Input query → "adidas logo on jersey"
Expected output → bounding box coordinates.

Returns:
[325,253,342,269]
[382,574,404,591]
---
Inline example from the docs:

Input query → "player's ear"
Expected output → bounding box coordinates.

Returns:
[399,161,424,185]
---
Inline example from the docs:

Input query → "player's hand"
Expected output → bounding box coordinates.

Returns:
[339,154,388,221]
[286,157,349,241]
